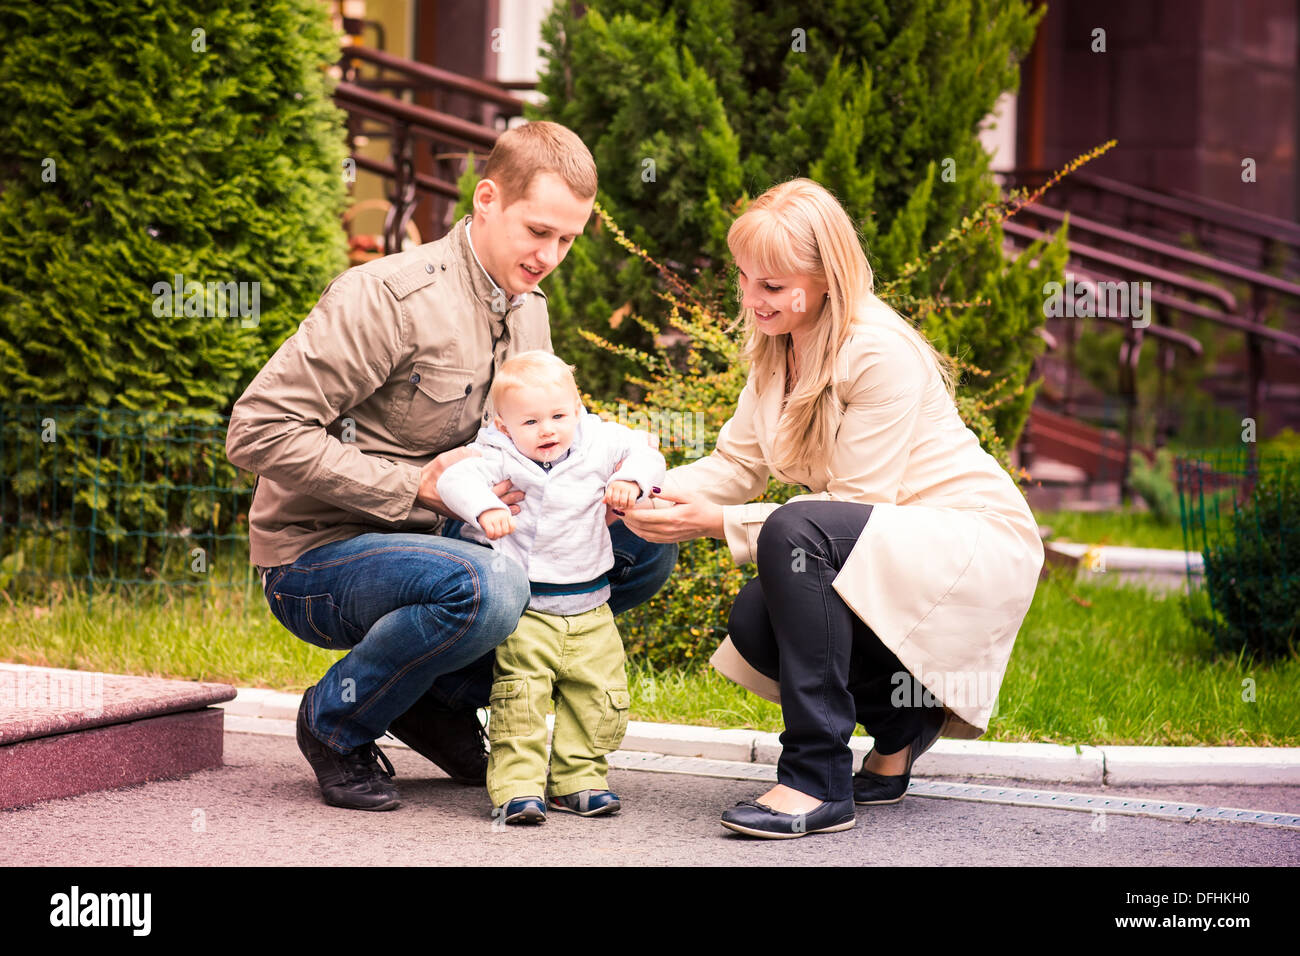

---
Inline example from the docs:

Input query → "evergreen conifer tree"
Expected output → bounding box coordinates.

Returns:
[533,0,1067,451]
[0,0,348,413]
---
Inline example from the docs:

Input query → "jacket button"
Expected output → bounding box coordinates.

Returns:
[440,264,446,271]
[409,373,421,384]
[425,263,435,274]
[464,384,472,395]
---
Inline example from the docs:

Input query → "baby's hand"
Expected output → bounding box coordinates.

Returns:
[479,508,516,540]
[605,479,641,511]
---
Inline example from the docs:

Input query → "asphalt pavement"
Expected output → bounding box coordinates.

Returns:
[3,729,1297,867]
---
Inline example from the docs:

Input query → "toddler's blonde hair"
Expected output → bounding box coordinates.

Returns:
[490,350,581,410]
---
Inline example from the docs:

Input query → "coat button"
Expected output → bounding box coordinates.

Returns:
[464,384,472,395]
[440,264,446,271]
[409,373,421,384]
[425,263,435,273]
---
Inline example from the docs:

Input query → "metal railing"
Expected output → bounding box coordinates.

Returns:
[336,44,526,249]
[1004,204,1300,497]
[999,168,1300,279]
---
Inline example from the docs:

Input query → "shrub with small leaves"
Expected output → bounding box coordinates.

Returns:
[1129,448,1180,524]
[1188,459,1300,663]
[0,0,348,584]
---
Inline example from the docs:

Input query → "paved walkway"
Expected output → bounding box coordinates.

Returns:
[4,672,1298,866]
[3,724,1298,867]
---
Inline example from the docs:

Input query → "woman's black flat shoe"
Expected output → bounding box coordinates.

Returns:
[719,798,856,839]
[853,707,946,805]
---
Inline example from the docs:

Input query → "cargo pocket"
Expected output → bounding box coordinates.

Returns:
[488,678,531,741]
[593,688,631,753]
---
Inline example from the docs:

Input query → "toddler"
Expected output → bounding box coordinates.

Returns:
[437,350,665,824]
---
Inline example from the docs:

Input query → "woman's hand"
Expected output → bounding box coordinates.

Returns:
[618,490,725,544]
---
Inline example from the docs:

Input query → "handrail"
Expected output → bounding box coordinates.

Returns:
[1004,217,1300,496]
[351,154,460,200]
[333,44,528,252]
[1003,221,1237,311]
[340,45,527,112]
[335,81,502,151]
[1002,168,1300,248]
[1163,183,1300,244]
[1018,204,1300,301]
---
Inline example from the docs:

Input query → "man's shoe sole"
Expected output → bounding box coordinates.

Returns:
[320,792,402,812]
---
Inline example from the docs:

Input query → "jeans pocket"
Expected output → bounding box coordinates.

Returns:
[272,592,365,650]
[593,688,631,753]
[488,678,531,741]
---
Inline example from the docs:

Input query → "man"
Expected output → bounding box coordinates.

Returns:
[225,121,677,811]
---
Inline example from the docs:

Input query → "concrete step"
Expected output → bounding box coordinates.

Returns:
[1042,540,1203,592]
[0,663,235,810]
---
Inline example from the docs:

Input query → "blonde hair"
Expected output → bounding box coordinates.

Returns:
[727,178,957,480]
[482,121,598,206]
[490,350,581,409]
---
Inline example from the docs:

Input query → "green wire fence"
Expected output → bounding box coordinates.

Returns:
[0,405,257,610]
[1176,446,1299,662]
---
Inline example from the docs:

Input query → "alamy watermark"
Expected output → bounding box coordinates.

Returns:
[891,665,1002,714]
[49,886,150,936]
[1043,276,1150,328]
[0,669,104,718]
[613,403,707,459]
[151,273,260,327]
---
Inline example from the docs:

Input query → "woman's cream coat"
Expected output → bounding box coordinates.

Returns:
[660,303,1045,738]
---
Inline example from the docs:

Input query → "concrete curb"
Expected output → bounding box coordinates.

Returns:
[219,686,1300,787]
[1044,541,1203,574]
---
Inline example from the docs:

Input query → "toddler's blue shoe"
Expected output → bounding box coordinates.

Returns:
[501,795,546,825]
[549,789,621,817]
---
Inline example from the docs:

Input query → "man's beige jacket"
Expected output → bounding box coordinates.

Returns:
[226,217,550,570]
[661,300,1046,739]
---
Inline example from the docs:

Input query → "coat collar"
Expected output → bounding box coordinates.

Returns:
[448,216,544,319]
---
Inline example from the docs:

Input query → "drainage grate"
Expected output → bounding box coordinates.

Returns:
[610,751,776,782]
[609,751,1300,830]
[904,780,1300,830]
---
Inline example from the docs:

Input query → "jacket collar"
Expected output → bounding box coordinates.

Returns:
[449,216,543,317]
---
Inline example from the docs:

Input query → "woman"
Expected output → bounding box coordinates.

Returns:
[621,178,1044,838]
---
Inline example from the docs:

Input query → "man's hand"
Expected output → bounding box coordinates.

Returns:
[478,507,516,540]
[417,447,524,517]
[604,479,641,511]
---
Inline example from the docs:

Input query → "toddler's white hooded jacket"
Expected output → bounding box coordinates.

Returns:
[437,411,666,610]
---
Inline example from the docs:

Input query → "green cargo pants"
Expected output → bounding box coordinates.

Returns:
[486,603,631,807]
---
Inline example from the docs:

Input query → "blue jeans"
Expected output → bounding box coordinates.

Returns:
[261,522,677,754]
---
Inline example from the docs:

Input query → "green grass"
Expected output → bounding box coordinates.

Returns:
[1,569,1295,746]
[1033,508,1192,551]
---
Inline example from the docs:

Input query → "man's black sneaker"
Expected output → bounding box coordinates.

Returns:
[386,693,488,785]
[296,689,401,811]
